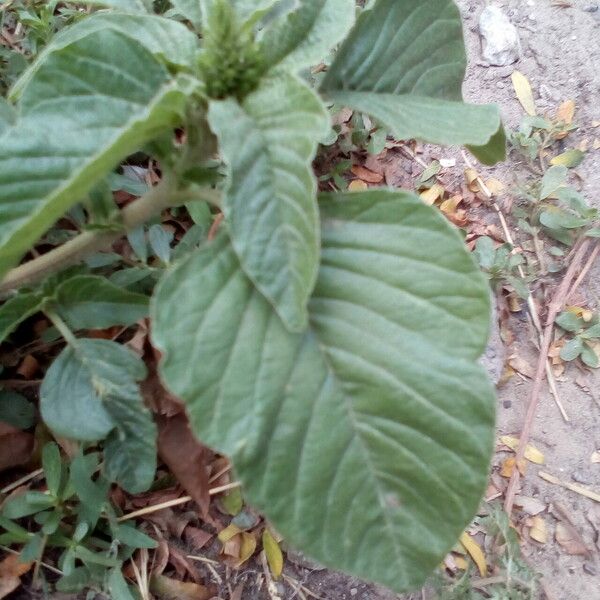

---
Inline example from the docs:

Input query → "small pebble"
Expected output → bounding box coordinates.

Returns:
[503,400,512,409]
[571,470,593,485]
[584,5,599,13]
[583,562,597,576]
[350,589,358,597]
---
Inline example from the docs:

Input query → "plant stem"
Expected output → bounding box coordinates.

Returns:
[45,309,78,347]
[0,174,182,295]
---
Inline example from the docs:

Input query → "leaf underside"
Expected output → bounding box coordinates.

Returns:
[152,189,495,592]
[320,0,505,164]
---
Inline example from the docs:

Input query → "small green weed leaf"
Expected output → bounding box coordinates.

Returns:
[0,390,35,429]
[56,567,92,593]
[113,523,158,549]
[54,275,149,330]
[0,516,30,544]
[540,165,568,199]
[42,442,63,498]
[582,323,600,340]
[3,491,54,519]
[69,453,109,529]
[152,190,494,592]
[208,73,328,331]
[585,227,600,238]
[560,337,584,361]
[581,343,599,368]
[474,236,495,271]
[0,291,43,344]
[74,545,120,568]
[10,11,196,98]
[201,0,279,22]
[169,0,203,27]
[40,339,154,492]
[39,510,62,535]
[506,275,530,300]
[260,0,355,72]
[320,0,504,165]
[148,225,173,264]
[555,311,584,333]
[539,208,588,230]
[108,567,136,600]
[21,532,44,562]
[0,29,193,279]
[550,149,585,168]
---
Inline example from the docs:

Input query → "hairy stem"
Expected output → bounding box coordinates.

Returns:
[0,174,182,295]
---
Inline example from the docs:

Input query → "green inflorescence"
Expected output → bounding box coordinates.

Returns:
[198,0,264,101]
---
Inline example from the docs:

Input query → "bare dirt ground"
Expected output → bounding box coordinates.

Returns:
[274,2,600,599]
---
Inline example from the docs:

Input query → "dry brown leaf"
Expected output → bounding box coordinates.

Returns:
[593,139,600,150]
[464,168,480,193]
[527,515,548,544]
[235,532,257,567]
[157,413,212,516]
[16,355,38,379]
[485,178,505,196]
[440,195,462,216]
[512,71,536,116]
[556,100,576,125]
[0,554,32,599]
[150,574,215,600]
[0,429,34,472]
[500,435,545,464]
[501,457,527,478]
[332,107,352,126]
[419,183,445,206]
[348,179,368,191]
[459,532,487,576]
[515,495,546,516]
[555,522,589,556]
[184,527,213,551]
[508,355,535,379]
[350,165,383,183]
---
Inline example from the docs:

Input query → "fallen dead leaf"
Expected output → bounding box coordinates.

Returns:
[184,527,213,551]
[512,71,536,116]
[348,179,368,191]
[0,554,32,599]
[263,529,283,579]
[0,428,34,472]
[439,195,462,216]
[500,435,545,464]
[501,456,527,478]
[508,355,536,380]
[515,495,546,516]
[556,100,576,125]
[157,413,212,516]
[527,515,548,544]
[459,532,487,576]
[464,168,480,193]
[419,183,445,206]
[555,522,590,556]
[350,165,383,183]
[149,574,215,600]
[16,355,38,379]
[485,178,505,196]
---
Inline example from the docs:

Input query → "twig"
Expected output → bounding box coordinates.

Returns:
[0,468,43,495]
[117,481,241,521]
[539,471,600,503]
[504,240,593,513]
[460,152,569,420]
[0,544,62,575]
[0,174,192,295]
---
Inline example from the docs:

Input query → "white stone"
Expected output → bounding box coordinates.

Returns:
[479,5,522,66]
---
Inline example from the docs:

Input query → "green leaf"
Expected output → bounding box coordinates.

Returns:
[0,99,16,136]
[108,567,136,600]
[202,0,279,22]
[208,74,328,331]
[550,149,585,168]
[40,338,155,493]
[582,323,600,340]
[10,11,198,99]
[540,165,568,199]
[152,189,494,592]
[560,337,584,361]
[72,0,148,11]
[56,567,92,593]
[69,453,109,529]
[539,208,588,230]
[555,311,585,333]
[319,0,504,164]
[3,491,55,519]
[260,0,355,72]
[0,390,35,429]
[169,0,203,27]
[585,227,600,238]
[474,236,495,271]
[54,275,149,330]
[581,343,599,368]
[0,292,43,344]
[112,523,158,549]
[42,442,63,498]
[0,29,194,279]
[148,224,173,264]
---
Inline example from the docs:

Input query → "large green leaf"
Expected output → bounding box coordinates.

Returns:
[201,0,279,22]
[208,73,328,331]
[0,29,194,280]
[259,0,355,72]
[0,291,43,344]
[10,11,198,99]
[169,0,203,27]
[54,275,149,330]
[40,339,155,492]
[152,189,495,592]
[320,0,504,164]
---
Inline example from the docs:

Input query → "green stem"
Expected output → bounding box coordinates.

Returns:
[44,309,78,347]
[0,174,183,295]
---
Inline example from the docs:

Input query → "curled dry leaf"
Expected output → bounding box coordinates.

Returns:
[0,554,32,599]
[419,183,445,206]
[508,355,536,379]
[348,179,368,191]
[500,435,545,464]
[515,495,546,516]
[459,532,487,577]
[350,165,383,183]
[555,522,590,556]
[157,413,212,516]
[527,515,548,544]
[511,71,536,116]
[149,574,215,600]
[501,456,527,478]
[556,100,576,125]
